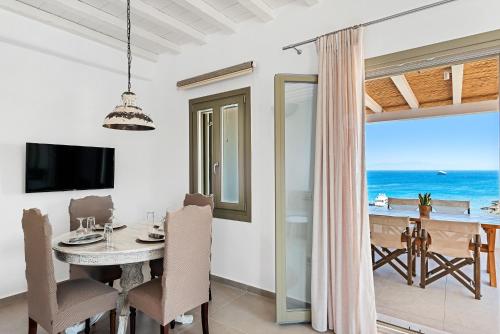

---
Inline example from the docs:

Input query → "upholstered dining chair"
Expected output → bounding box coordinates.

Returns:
[149,193,214,280]
[387,197,419,211]
[69,195,122,285]
[128,205,212,334]
[22,208,118,334]
[420,218,481,299]
[370,214,415,285]
[431,199,470,214]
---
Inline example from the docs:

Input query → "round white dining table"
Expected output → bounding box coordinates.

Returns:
[52,224,164,334]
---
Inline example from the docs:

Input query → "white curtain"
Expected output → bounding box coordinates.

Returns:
[311,27,377,333]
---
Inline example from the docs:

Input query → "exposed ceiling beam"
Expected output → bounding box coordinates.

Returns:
[304,0,320,6]
[113,0,205,45]
[367,99,498,123]
[1,0,158,61]
[171,0,237,33]
[50,0,180,54]
[237,0,274,22]
[451,64,464,105]
[390,74,420,109]
[365,94,383,113]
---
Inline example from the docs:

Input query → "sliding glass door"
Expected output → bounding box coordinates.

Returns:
[275,74,318,323]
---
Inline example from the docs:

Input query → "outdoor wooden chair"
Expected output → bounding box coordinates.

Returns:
[431,199,470,214]
[387,198,419,211]
[370,215,415,285]
[420,218,481,299]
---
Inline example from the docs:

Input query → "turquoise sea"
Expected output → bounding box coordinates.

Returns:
[367,170,500,213]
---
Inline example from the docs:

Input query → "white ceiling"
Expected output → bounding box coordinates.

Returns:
[1,0,319,61]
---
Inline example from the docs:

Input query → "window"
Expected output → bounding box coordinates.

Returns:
[189,87,251,222]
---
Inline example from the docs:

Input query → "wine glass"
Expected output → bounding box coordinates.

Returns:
[76,217,86,236]
[158,215,166,232]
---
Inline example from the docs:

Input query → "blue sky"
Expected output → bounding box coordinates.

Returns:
[366,112,500,171]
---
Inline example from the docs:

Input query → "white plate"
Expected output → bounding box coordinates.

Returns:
[93,223,126,231]
[61,233,104,246]
[137,233,165,243]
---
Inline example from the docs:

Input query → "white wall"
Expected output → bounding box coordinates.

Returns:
[0,8,175,298]
[149,0,500,293]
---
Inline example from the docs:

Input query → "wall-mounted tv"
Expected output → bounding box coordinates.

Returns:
[25,143,115,193]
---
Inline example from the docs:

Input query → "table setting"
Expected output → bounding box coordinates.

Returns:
[52,211,166,334]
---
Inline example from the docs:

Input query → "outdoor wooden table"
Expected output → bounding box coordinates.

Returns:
[369,206,500,287]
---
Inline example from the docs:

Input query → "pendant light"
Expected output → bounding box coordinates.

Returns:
[103,0,155,131]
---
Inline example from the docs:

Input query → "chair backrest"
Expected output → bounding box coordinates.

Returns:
[161,205,212,323]
[369,214,411,249]
[387,198,419,211]
[183,193,214,212]
[421,218,480,258]
[22,209,58,329]
[69,195,114,231]
[431,199,470,215]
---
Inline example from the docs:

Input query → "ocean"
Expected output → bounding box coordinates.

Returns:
[367,170,500,213]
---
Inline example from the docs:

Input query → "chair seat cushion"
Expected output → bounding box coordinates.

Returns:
[54,278,118,332]
[128,278,163,324]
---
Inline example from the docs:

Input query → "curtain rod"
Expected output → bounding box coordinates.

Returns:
[282,0,458,51]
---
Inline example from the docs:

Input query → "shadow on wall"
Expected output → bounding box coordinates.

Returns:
[0,143,25,195]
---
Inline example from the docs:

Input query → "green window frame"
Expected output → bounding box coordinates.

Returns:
[189,87,252,222]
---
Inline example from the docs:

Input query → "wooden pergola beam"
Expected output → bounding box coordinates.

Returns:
[366,100,498,123]
[390,74,420,109]
[365,94,383,113]
[452,64,464,105]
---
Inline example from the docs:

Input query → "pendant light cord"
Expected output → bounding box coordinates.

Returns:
[127,0,132,93]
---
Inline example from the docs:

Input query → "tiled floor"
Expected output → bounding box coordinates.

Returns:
[2,256,499,334]
[0,280,316,334]
[374,252,500,334]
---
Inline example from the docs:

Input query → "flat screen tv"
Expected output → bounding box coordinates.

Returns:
[25,143,115,193]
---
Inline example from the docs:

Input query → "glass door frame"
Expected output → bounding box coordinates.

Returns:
[275,74,318,324]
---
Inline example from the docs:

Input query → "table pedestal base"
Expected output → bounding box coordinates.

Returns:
[117,263,144,334]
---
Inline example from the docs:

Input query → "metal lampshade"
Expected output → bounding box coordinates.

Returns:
[103,0,155,131]
[103,92,155,131]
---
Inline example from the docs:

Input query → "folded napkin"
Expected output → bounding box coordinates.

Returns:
[68,233,102,243]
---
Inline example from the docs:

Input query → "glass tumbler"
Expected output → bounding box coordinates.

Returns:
[146,211,155,226]
[104,223,113,249]
[87,217,96,233]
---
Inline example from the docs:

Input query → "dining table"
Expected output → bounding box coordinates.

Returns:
[52,224,164,334]
[369,206,500,287]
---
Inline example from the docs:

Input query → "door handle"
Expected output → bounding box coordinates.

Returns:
[213,162,219,175]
